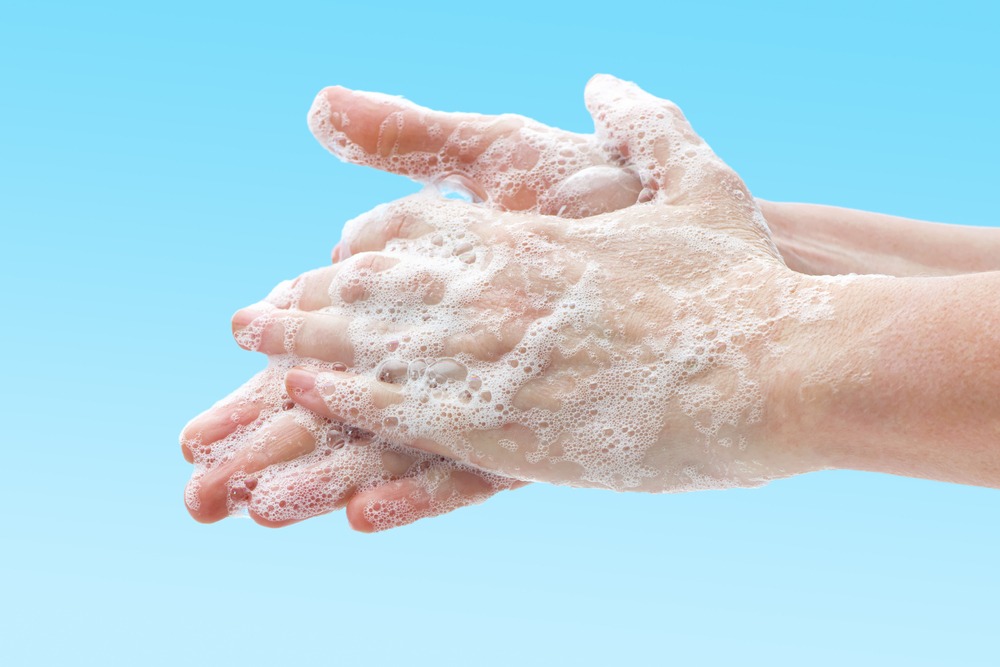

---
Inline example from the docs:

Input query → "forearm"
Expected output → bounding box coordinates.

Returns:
[760,200,1000,277]
[782,272,1000,487]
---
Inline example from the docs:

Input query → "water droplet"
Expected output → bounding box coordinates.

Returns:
[344,425,373,441]
[408,359,428,379]
[377,359,409,384]
[426,358,468,385]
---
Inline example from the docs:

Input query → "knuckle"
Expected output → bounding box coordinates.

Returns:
[389,212,419,240]
[340,252,398,280]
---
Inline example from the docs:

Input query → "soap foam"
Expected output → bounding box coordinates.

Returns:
[185,76,837,528]
[307,86,645,219]
[310,195,835,493]
[182,356,515,525]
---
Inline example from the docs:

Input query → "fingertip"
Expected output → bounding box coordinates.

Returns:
[248,508,302,529]
[309,85,394,158]
[316,85,358,127]
[585,72,616,89]
[285,366,334,418]
[584,73,650,114]
[308,85,378,157]
[345,496,378,533]
[309,85,350,118]
[180,400,264,454]
[185,488,225,524]
[231,307,257,334]
[584,73,621,104]
[231,304,270,341]
[178,414,204,448]
[319,84,352,108]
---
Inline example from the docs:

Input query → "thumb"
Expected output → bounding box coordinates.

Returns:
[584,74,738,205]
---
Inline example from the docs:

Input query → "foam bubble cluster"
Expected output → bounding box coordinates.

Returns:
[308,195,836,493]
[307,87,645,218]
[181,352,515,526]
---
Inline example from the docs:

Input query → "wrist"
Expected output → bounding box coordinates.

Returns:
[770,271,1000,486]
[763,273,896,475]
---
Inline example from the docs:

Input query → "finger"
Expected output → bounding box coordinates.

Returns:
[273,258,381,313]
[338,197,439,259]
[180,396,266,463]
[186,412,318,524]
[285,366,499,470]
[248,437,427,528]
[442,318,528,362]
[278,265,347,311]
[340,197,499,270]
[309,85,529,181]
[262,278,299,310]
[285,366,406,429]
[308,85,607,212]
[584,74,736,203]
[231,306,352,360]
[286,253,395,313]
[346,464,527,533]
[263,266,341,311]
[245,434,376,527]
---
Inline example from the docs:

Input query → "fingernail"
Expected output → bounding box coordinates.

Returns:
[231,305,267,334]
[286,367,318,394]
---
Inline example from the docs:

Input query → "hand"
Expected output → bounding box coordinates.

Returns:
[183,72,666,530]
[257,77,835,492]
[181,361,520,530]
[314,77,1000,280]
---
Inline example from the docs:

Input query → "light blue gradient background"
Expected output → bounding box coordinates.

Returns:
[2,2,998,665]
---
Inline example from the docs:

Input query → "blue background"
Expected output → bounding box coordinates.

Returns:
[2,1,998,665]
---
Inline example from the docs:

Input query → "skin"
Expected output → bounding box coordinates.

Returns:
[181,74,1000,531]
[772,270,1000,487]
[280,216,1000,492]
[760,201,1000,277]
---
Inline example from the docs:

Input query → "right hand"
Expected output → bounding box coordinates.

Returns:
[181,75,772,531]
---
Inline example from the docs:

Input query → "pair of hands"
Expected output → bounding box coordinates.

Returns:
[181,75,833,531]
